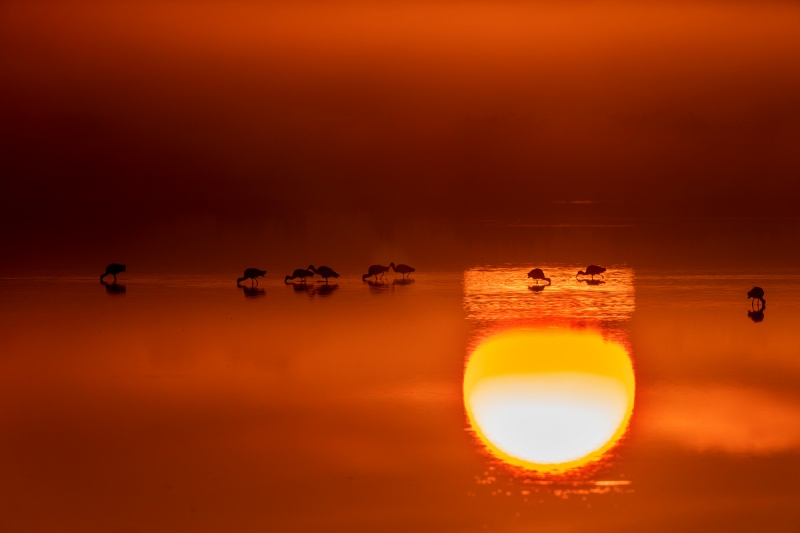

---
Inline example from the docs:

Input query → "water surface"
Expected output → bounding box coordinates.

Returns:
[1,267,798,532]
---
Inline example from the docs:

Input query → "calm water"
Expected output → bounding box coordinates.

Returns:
[1,267,799,532]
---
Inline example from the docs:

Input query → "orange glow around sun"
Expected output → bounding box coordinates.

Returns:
[463,328,635,472]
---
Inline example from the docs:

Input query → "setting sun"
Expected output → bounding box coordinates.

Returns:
[464,328,635,472]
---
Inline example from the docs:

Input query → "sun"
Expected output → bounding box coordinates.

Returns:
[463,328,635,472]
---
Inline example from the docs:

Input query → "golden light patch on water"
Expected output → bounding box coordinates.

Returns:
[463,265,635,324]
[464,328,635,472]
[639,384,800,454]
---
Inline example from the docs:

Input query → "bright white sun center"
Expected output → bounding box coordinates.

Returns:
[464,328,635,471]
[469,373,629,465]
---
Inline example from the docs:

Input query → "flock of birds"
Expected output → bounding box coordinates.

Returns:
[231,262,417,286]
[100,262,767,319]
[98,262,417,286]
[527,264,607,286]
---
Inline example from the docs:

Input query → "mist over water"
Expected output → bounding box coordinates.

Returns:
[2,1,799,274]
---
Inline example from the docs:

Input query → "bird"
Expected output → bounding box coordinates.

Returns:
[527,268,551,285]
[307,265,340,283]
[285,268,314,283]
[362,264,390,281]
[100,263,126,283]
[389,262,415,279]
[237,268,266,285]
[747,286,766,308]
[576,265,606,280]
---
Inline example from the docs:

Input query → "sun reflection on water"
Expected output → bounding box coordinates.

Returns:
[463,266,636,474]
[464,329,635,472]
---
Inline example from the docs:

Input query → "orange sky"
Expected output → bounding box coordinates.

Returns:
[1,1,799,270]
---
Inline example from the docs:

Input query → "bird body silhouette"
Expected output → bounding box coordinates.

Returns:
[389,262,415,279]
[285,268,314,283]
[576,265,606,280]
[362,264,390,281]
[527,268,551,285]
[308,265,340,283]
[100,263,126,283]
[237,268,266,285]
[747,286,766,307]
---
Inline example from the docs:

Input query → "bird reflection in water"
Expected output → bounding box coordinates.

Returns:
[100,280,126,295]
[240,285,265,298]
[367,280,391,293]
[286,281,313,295]
[286,281,339,297]
[393,278,415,286]
[528,284,546,293]
[577,279,606,286]
[747,305,766,323]
[313,283,339,297]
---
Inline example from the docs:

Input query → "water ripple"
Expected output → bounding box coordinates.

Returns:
[463,265,635,324]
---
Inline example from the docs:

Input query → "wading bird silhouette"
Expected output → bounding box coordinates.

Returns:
[527,268,552,285]
[100,263,126,283]
[389,262,416,279]
[747,286,766,308]
[285,268,314,283]
[576,265,606,280]
[237,268,266,286]
[308,265,340,283]
[362,264,390,281]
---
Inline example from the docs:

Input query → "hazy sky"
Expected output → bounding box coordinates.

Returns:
[2,1,799,270]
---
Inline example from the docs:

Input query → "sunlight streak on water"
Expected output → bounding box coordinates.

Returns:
[463,265,635,325]
[462,265,636,476]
